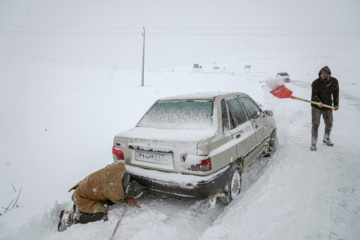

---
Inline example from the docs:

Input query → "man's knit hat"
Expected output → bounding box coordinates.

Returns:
[319,66,331,80]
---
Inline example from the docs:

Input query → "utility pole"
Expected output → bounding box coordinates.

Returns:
[141,27,145,87]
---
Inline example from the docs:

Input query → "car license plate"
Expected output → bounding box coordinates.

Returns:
[135,151,169,165]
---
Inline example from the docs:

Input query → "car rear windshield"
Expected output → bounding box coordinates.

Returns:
[137,100,213,129]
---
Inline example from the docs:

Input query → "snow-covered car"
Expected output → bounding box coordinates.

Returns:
[277,72,291,82]
[112,92,277,204]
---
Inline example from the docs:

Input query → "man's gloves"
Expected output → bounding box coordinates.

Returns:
[126,180,145,199]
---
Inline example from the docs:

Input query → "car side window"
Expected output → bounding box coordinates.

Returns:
[221,100,230,132]
[226,98,248,128]
[240,97,262,120]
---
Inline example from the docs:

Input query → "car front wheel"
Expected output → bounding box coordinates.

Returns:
[219,167,242,205]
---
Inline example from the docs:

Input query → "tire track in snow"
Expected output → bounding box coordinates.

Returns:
[107,156,271,240]
[109,193,224,240]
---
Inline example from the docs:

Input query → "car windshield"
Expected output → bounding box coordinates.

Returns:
[137,100,213,129]
[279,72,288,76]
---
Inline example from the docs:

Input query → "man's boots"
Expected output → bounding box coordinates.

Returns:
[323,134,334,146]
[310,138,317,151]
[58,210,74,232]
[73,211,108,224]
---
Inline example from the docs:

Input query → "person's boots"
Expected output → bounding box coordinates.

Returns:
[74,211,108,224]
[310,137,317,151]
[58,210,74,232]
[323,134,334,146]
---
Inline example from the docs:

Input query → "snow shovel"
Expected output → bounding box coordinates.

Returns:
[270,85,335,109]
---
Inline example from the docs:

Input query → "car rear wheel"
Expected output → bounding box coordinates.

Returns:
[219,167,242,205]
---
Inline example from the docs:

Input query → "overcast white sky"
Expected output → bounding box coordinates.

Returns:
[0,0,359,69]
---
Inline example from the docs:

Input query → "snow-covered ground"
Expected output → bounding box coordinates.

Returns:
[1,49,360,240]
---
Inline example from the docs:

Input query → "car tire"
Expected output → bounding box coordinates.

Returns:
[219,167,242,205]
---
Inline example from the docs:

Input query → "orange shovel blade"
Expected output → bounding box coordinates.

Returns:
[270,85,293,99]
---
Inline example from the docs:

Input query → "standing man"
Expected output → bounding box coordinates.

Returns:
[310,66,339,151]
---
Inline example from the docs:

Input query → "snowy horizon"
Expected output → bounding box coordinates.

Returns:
[1,0,359,70]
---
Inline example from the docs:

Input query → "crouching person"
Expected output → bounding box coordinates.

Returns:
[58,162,144,232]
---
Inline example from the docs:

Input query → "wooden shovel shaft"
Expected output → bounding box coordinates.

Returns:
[291,96,335,109]
[109,205,128,240]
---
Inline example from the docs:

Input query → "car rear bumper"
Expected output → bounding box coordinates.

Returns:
[125,165,231,199]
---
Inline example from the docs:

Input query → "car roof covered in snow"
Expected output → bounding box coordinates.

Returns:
[158,92,249,101]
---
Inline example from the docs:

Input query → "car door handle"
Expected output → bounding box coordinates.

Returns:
[236,134,241,139]
[255,124,259,129]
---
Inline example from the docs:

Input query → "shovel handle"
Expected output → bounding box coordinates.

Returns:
[291,96,335,110]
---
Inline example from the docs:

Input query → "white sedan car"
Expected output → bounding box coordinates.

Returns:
[276,72,291,82]
[112,92,277,204]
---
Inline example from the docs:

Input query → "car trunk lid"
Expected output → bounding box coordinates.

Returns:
[114,127,216,173]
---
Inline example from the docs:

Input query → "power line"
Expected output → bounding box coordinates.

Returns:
[0,24,359,29]
[0,24,143,29]
[147,32,360,37]
[0,24,359,36]
[0,30,140,36]
[147,26,360,30]
[1,30,358,37]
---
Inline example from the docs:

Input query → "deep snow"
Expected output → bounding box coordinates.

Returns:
[1,49,360,240]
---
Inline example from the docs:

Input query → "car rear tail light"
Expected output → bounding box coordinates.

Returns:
[112,147,124,161]
[182,155,212,171]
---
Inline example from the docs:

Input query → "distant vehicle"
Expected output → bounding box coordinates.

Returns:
[112,92,277,204]
[277,72,291,82]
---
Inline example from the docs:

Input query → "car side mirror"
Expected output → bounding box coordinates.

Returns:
[263,110,273,117]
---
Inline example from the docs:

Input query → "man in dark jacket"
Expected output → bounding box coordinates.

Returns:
[310,66,339,151]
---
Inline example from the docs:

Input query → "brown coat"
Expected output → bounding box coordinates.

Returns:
[69,163,126,214]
